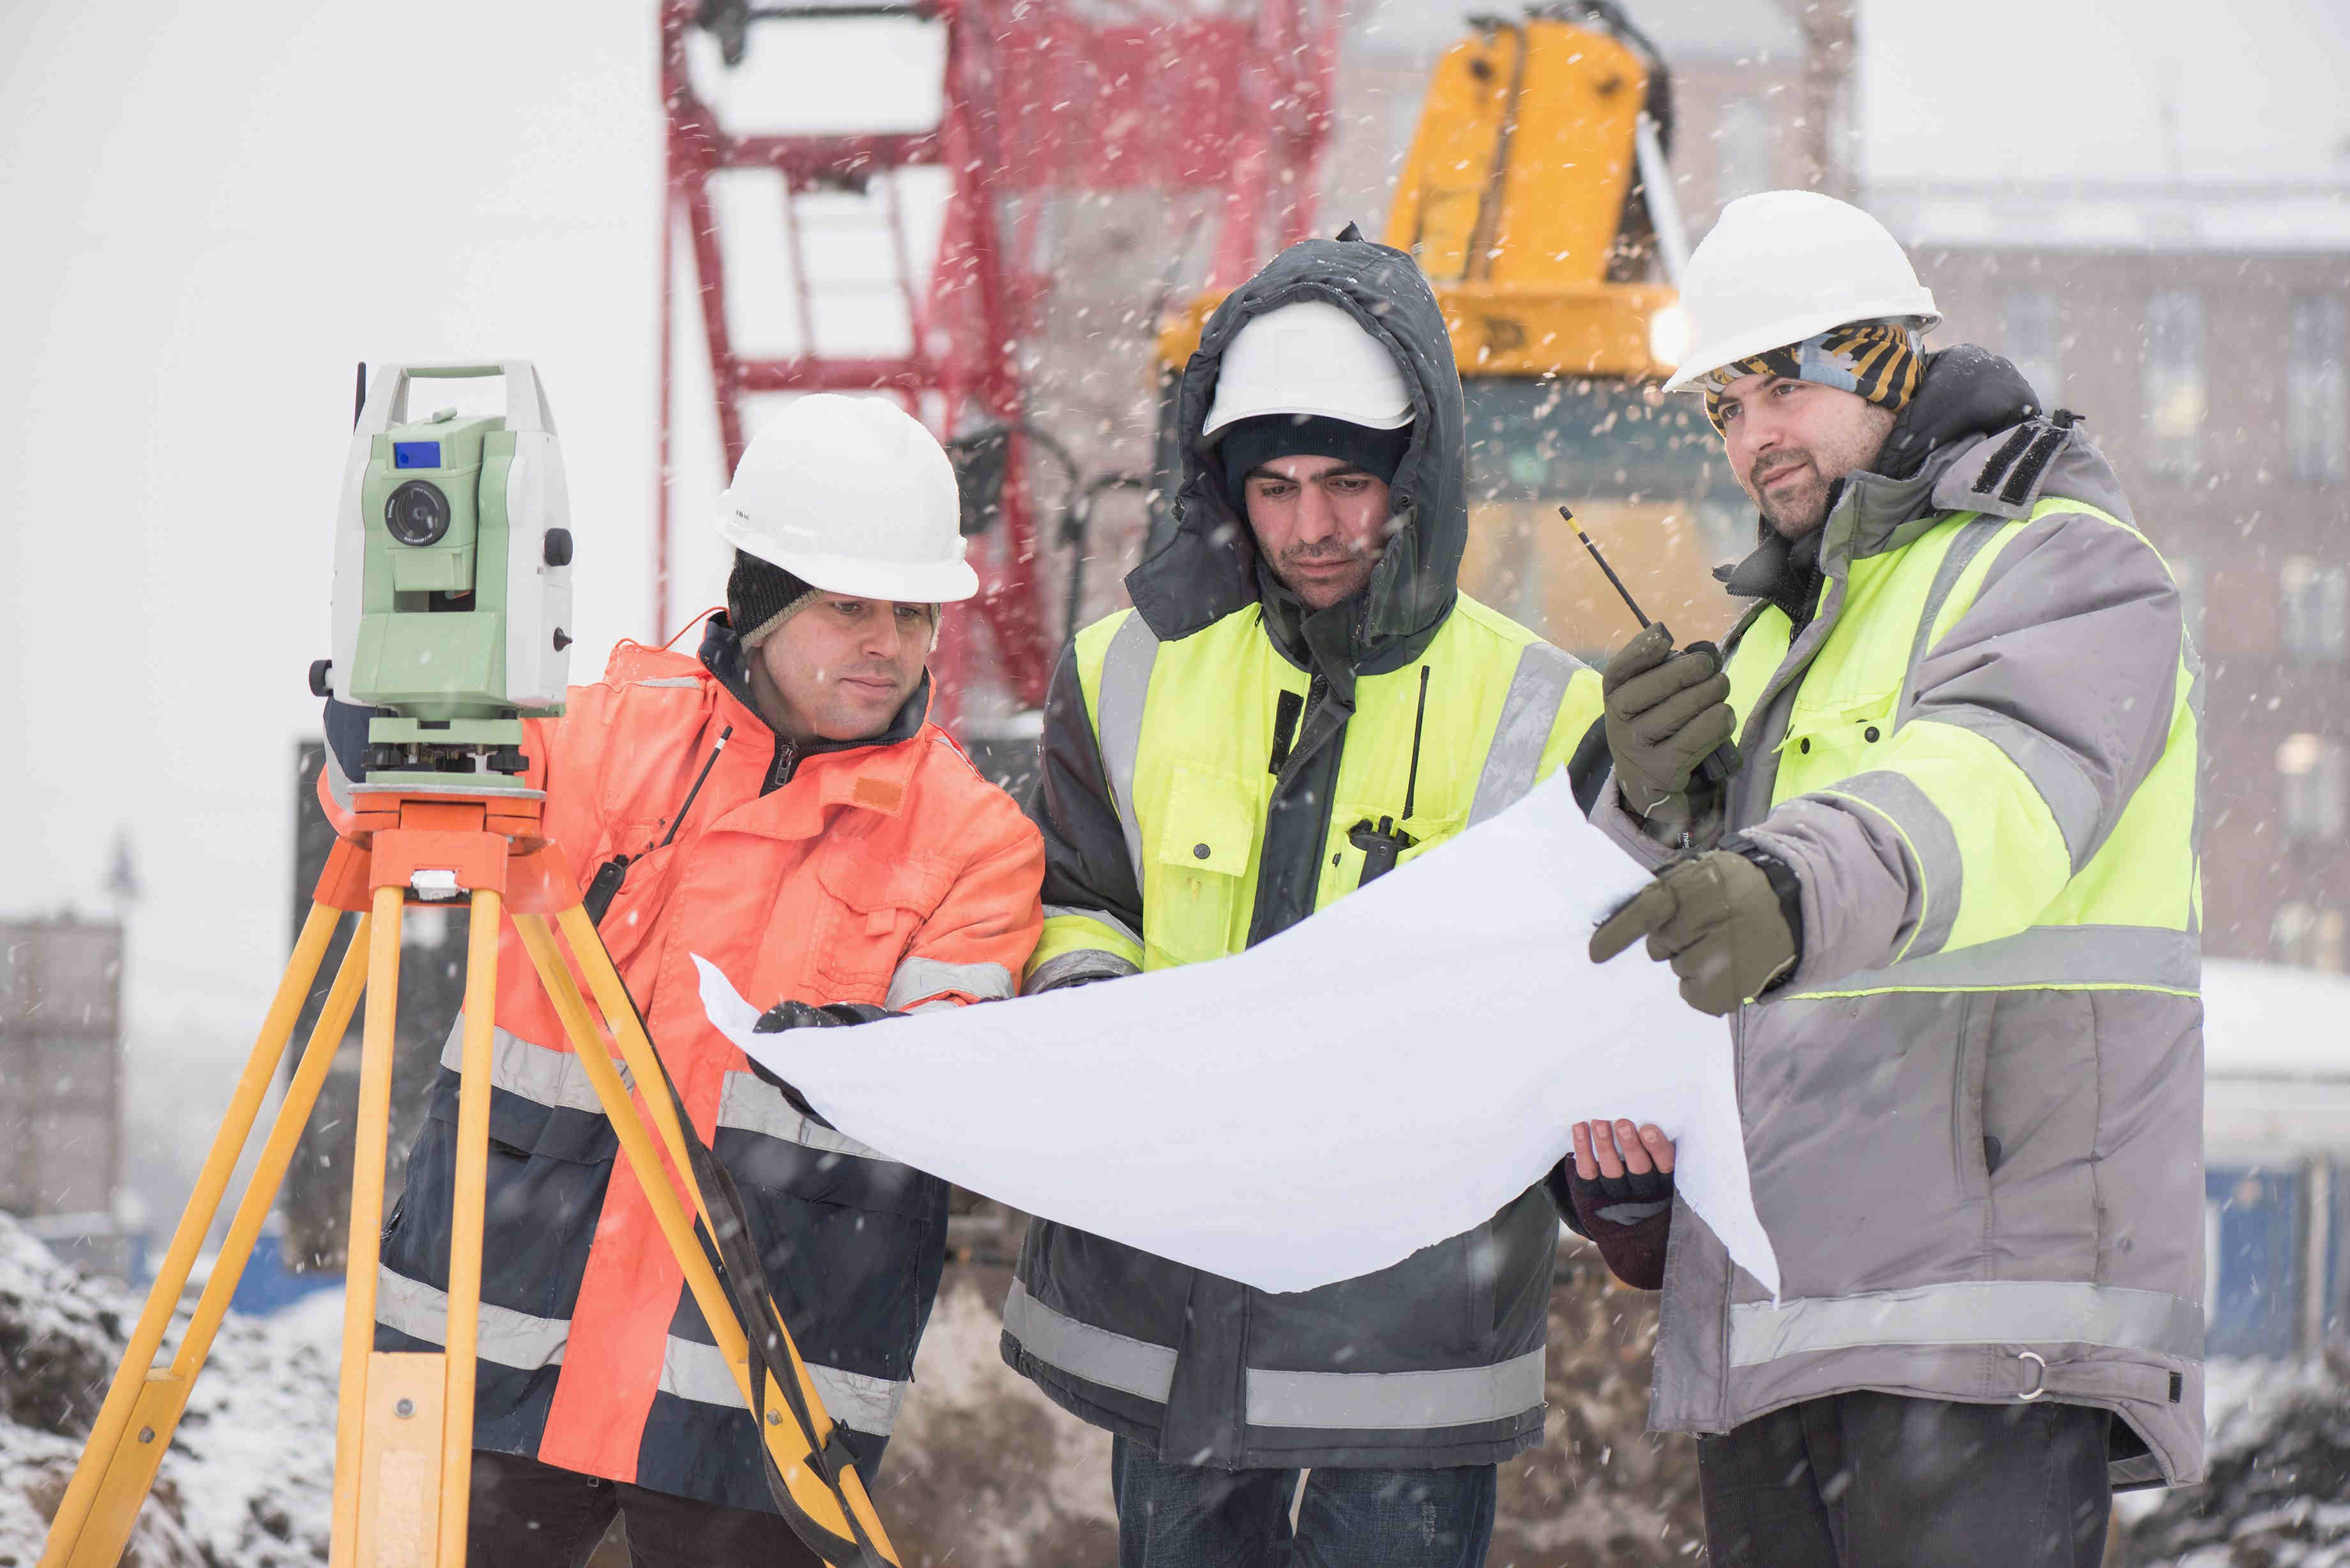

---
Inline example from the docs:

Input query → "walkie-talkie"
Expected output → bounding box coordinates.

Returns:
[1565,506,1741,789]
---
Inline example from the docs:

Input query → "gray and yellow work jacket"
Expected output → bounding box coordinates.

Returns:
[1598,398,2204,1488]
[1004,231,1612,1470]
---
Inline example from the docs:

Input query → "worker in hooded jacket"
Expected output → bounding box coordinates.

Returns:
[1004,228,1671,1567]
[320,395,1043,1567]
[1586,192,2204,1567]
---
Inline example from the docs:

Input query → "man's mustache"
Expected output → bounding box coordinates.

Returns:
[1750,451,1813,491]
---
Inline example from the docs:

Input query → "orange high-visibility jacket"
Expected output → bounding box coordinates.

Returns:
[321,626,1044,1509]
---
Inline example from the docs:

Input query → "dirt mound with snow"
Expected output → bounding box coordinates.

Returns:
[0,1214,338,1566]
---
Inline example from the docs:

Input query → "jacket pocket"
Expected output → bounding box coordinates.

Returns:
[810,843,950,997]
[1145,766,1256,968]
[1775,685,1899,803]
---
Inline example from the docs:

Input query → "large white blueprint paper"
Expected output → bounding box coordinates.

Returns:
[698,773,1778,1297]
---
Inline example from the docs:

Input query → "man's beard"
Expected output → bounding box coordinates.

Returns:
[1751,450,1833,539]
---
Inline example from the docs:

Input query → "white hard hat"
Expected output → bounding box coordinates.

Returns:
[1202,300,1414,439]
[714,394,978,603]
[1662,191,1941,395]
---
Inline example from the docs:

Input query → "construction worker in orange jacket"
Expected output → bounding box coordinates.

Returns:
[320,394,1045,1567]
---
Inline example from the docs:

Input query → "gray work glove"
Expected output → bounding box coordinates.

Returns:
[1602,624,1736,817]
[1588,846,1800,1016]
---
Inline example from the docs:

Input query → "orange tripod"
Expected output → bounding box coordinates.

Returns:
[38,789,900,1568]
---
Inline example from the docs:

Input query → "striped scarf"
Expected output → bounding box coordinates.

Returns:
[1701,321,1923,433]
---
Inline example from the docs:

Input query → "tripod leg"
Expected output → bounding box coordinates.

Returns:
[40,901,347,1568]
[56,918,376,1568]
[509,914,881,1555]
[519,912,901,1564]
[331,886,427,1568]
[434,886,502,1565]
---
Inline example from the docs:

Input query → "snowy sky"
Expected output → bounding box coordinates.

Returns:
[2,0,2342,1055]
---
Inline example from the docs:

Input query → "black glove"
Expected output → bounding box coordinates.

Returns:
[1565,1162,1673,1228]
[1602,624,1736,817]
[745,1000,898,1115]
[1588,842,1803,1016]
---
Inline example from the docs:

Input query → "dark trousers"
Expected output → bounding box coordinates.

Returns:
[1110,1435,1497,1568]
[466,1449,823,1568]
[1697,1391,2113,1568]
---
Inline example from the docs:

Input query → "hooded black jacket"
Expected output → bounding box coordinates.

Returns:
[1003,234,1616,1474]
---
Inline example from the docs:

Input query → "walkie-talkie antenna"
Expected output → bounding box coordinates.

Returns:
[1563,506,1650,629]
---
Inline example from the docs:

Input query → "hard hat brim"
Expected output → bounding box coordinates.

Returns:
[715,509,981,604]
[1202,395,1414,441]
[1660,298,1943,395]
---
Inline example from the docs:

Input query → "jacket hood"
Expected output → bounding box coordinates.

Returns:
[1126,233,1466,685]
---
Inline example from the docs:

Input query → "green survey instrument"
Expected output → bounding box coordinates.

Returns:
[311,361,576,794]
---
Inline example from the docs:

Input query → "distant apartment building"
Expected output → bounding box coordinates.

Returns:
[1874,181,2350,974]
[0,914,132,1277]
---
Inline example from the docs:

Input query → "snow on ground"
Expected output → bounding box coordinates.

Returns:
[0,1211,337,1566]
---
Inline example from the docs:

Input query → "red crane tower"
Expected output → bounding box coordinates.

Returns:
[655,0,1340,732]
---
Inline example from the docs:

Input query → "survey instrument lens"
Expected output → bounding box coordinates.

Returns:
[384,479,451,546]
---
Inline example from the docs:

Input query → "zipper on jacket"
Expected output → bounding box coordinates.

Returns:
[764,738,800,794]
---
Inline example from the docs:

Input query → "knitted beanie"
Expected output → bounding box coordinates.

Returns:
[727,550,821,648]
[1216,412,1413,508]
[1700,320,1923,433]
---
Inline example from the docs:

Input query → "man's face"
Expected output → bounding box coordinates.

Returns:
[750,596,933,742]
[1240,453,1391,612]
[1715,372,1898,540]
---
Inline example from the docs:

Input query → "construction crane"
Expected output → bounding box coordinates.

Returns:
[655,0,1342,754]
[1153,1,1748,654]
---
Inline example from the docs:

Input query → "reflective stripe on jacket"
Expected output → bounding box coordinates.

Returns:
[1008,594,1607,1469]
[322,626,1044,1510]
[1596,416,2204,1489]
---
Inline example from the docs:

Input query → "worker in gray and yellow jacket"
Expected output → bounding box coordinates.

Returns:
[1588,190,2204,1568]
[1003,230,1673,1567]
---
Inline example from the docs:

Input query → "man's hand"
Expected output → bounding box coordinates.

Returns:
[745,1000,897,1112]
[753,1000,895,1032]
[1572,1119,1675,1185]
[1602,623,1736,817]
[1589,848,1798,1015]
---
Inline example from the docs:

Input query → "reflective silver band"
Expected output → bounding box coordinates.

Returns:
[375,1265,570,1371]
[630,676,703,688]
[1094,612,1163,889]
[1812,771,1965,960]
[1044,903,1143,951]
[1027,949,1141,993]
[440,1017,629,1113]
[715,1070,893,1163]
[1785,923,2200,997]
[1900,512,2003,690]
[1926,711,2105,874]
[1731,1280,2205,1368]
[656,1333,907,1436]
[884,955,1013,1010]
[1245,1346,1546,1432]
[1006,1283,1548,1433]
[1002,1280,1177,1403]
[1469,643,1580,826]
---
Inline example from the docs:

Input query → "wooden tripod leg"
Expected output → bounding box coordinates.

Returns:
[434,887,503,1565]
[331,887,436,1568]
[39,901,349,1568]
[510,913,899,1562]
[55,917,376,1568]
